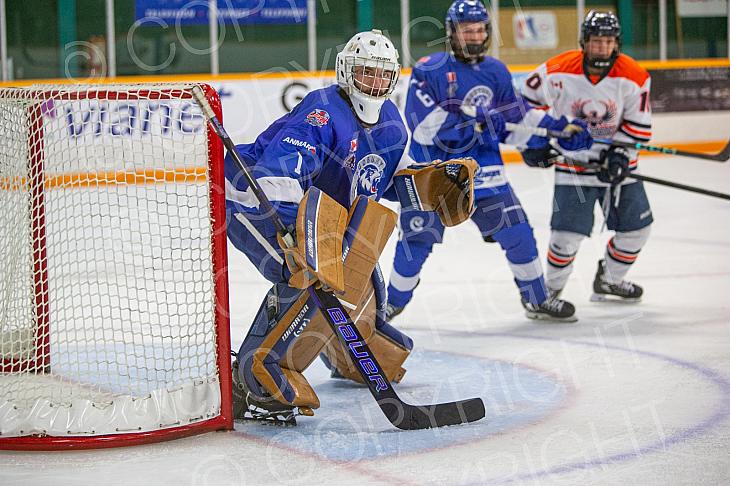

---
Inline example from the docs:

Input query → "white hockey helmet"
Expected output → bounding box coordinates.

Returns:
[336,29,400,125]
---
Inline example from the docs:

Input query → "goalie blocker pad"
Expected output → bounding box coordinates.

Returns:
[393,158,478,227]
[280,187,349,291]
[236,197,412,411]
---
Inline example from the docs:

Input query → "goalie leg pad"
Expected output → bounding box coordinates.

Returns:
[339,196,398,306]
[320,276,413,384]
[282,187,349,291]
[237,284,322,409]
[237,197,399,409]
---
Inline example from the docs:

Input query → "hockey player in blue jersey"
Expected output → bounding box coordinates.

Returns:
[225,30,478,424]
[386,0,593,322]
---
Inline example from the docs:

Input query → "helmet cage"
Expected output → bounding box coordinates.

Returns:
[336,29,400,124]
[580,10,622,71]
[341,55,399,100]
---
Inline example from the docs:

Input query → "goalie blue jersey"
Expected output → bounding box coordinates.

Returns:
[225,84,408,226]
[406,52,538,198]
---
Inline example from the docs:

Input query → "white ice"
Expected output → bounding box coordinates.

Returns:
[2,155,729,486]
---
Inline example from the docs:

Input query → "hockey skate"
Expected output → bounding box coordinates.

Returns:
[522,296,577,322]
[591,259,643,302]
[231,360,312,426]
[385,303,404,321]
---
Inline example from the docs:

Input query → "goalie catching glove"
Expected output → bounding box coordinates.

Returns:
[393,157,478,226]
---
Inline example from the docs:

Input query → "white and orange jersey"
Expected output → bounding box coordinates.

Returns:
[521,50,652,186]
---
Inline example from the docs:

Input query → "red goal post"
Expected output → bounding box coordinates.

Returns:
[0,83,233,449]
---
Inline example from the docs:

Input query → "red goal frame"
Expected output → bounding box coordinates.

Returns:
[0,84,233,450]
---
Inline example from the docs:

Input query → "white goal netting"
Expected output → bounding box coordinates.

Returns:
[0,84,229,441]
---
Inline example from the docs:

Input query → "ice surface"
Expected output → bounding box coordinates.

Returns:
[2,155,729,485]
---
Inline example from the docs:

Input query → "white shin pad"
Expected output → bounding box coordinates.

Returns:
[603,225,651,284]
[545,230,585,292]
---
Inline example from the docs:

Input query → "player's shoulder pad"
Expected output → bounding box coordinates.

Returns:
[544,50,584,75]
[608,54,650,87]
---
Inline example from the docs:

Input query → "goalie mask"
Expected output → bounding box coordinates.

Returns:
[446,0,491,63]
[580,10,622,74]
[336,29,400,125]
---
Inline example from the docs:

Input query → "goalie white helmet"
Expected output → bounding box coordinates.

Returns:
[336,29,400,125]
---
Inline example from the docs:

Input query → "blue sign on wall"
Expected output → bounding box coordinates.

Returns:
[135,0,308,25]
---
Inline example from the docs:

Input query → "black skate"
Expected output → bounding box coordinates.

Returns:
[522,296,577,322]
[232,359,311,426]
[385,303,404,321]
[591,259,643,302]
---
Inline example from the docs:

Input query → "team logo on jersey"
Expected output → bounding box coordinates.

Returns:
[306,109,330,127]
[463,85,494,109]
[571,99,618,137]
[351,154,386,202]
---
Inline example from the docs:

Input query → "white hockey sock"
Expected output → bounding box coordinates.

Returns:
[389,269,421,293]
[545,230,584,292]
[602,226,651,284]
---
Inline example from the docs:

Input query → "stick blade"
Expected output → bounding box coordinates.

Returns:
[379,397,486,430]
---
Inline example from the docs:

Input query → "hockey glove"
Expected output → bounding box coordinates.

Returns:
[393,157,479,227]
[527,116,593,152]
[474,106,507,142]
[520,145,559,168]
[557,118,593,151]
[597,146,631,184]
[278,187,348,292]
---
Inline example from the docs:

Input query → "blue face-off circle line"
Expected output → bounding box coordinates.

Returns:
[232,331,730,485]
[236,348,568,461]
[450,331,730,486]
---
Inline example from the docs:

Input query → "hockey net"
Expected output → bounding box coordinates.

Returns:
[0,83,232,449]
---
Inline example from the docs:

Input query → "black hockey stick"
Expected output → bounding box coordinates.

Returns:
[593,137,730,163]
[192,87,485,430]
[554,157,730,201]
[503,119,730,163]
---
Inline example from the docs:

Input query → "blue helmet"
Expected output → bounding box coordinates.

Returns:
[445,0,491,63]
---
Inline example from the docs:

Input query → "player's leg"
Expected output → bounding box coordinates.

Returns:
[386,210,445,320]
[546,185,602,295]
[592,181,653,301]
[472,189,575,321]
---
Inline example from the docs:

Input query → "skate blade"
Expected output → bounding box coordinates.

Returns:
[238,411,297,427]
[525,311,578,323]
[590,293,642,303]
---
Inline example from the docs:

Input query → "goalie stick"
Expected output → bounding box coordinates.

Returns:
[192,87,486,430]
